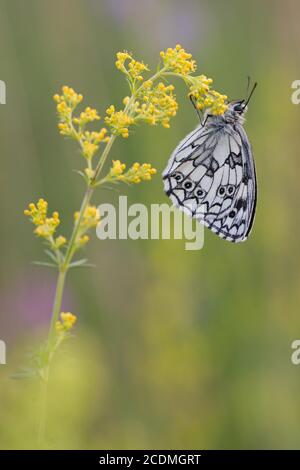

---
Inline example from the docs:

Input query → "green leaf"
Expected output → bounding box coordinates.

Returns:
[69,259,95,269]
[32,261,57,268]
[44,249,58,263]
[10,368,37,380]
[73,169,85,177]
[73,169,89,183]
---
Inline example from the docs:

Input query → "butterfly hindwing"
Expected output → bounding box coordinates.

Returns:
[163,115,257,243]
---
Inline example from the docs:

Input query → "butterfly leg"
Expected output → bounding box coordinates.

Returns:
[189,95,203,122]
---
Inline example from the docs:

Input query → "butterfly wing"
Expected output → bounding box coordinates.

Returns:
[162,120,257,242]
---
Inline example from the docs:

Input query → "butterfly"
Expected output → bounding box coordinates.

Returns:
[162,84,257,243]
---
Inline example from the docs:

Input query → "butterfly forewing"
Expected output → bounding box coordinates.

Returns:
[162,112,257,243]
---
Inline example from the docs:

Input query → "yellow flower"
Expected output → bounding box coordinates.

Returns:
[34,215,60,238]
[72,205,100,251]
[105,105,134,138]
[188,75,228,115]
[80,128,110,160]
[54,86,83,109]
[82,141,99,160]
[24,199,61,239]
[54,235,67,248]
[160,44,196,75]
[118,162,157,184]
[54,87,110,159]
[24,198,48,225]
[207,90,228,115]
[110,160,126,177]
[115,51,131,72]
[77,235,90,247]
[134,81,178,128]
[54,86,83,138]
[115,51,149,81]
[106,160,156,184]
[55,312,77,334]
[85,128,109,144]
[74,205,100,229]
[73,106,100,126]
[57,122,70,136]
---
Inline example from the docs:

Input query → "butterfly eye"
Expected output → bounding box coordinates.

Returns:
[233,101,245,113]
[227,185,235,196]
[183,180,195,191]
[195,188,205,198]
[218,186,226,197]
[173,172,183,183]
[234,105,244,113]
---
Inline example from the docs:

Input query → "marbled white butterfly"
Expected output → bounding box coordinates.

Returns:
[163,84,257,242]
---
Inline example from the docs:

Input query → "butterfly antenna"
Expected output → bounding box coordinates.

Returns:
[246,75,251,95]
[243,82,257,109]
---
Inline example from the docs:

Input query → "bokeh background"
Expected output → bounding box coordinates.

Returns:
[0,0,300,449]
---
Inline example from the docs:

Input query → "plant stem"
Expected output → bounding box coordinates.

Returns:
[93,134,116,181]
[62,186,93,270]
[47,269,67,347]
[37,373,49,448]
[37,268,66,446]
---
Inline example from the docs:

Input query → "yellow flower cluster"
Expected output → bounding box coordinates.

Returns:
[108,161,157,184]
[136,81,178,128]
[115,51,149,82]
[54,235,67,249]
[188,75,228,115]
[73,205,100,249]
[54,86,110,161]
[105,105,134,138]
[53,86,83,113]
[160,44,196,75]
[74,205,100,228]
[24,198,48,225]
[73,106,100,126]
[76,234,90,247]
[109,160,126,177]
[125,162,157,183]
[81,128,109,160]
[206,90,228,115]
[105,80,178,136]
[82,141,99,160]
[24,199,64,243]
[55,312,77,334]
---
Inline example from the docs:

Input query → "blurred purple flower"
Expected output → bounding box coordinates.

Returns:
[91,0,215,49]
[0,268,75,340]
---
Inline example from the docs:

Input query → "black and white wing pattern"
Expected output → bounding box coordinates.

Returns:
[162,116,257,242]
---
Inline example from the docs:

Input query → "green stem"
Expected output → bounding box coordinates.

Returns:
[62,186,93,270]
[47,269,67,347]
[93,134,117,182]
[37,373,49,448]
[37,268,66,446]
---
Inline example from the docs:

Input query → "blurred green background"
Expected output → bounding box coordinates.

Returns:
[0,0,300,449]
